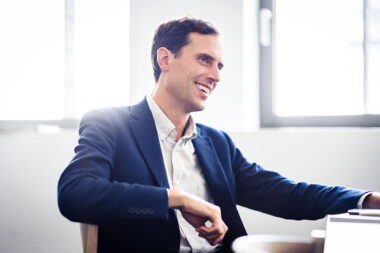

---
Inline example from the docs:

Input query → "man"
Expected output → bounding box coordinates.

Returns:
[58,17,380,253]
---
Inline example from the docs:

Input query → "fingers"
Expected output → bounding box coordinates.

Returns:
[196,221,228,245]
[197,230,221,245]
[203,235,223,245]
[197,220,227,235]
[197,229,226,245]
[210,234,225,245]
[196,227,219,239]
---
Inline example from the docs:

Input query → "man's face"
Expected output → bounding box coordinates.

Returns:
[165,32,223,113]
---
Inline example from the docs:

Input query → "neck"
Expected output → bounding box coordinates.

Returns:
[151,86,190,142]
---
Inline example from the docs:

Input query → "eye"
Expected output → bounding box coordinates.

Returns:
[199,56,210,64]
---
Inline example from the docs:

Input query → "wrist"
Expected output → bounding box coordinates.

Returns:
[167,189,185,209]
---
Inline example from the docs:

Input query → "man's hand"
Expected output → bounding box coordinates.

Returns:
[363,192,380,209]
[168,189,228,245]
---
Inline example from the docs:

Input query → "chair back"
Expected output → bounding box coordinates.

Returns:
[80,223,98,253]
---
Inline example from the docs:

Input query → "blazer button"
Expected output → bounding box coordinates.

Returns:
[141,208,148,214]
[128,207,135,214]
[147,208,154,215]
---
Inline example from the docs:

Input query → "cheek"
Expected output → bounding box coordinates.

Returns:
[191,66,209,79]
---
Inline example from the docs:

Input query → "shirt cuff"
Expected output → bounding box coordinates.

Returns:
[357,192,373,209]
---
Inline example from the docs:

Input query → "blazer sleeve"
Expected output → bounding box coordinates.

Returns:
[222,133,368,220]
[57,109,169,224]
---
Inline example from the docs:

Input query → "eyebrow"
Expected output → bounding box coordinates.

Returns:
[198,53,224,70]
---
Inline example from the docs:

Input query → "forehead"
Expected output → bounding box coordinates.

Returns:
[183,32,223,61]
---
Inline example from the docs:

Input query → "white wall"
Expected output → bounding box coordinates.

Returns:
[0,129,80,253]
[1,0,380,252]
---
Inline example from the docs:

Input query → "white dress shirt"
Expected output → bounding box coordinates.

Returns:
[147,96,218,253]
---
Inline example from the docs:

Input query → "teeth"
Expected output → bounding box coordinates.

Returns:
[196,84,210,95]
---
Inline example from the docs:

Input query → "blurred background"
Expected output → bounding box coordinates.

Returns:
[1,0,379,252]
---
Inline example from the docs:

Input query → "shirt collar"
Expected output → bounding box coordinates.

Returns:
[182,115,197,140]
[146,95,197,141]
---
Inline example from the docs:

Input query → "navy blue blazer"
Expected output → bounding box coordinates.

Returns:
[58,98,366,252]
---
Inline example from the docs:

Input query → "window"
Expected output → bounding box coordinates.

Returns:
[259,0,380,127]
[0,1,65,121]
[0,0,129,127]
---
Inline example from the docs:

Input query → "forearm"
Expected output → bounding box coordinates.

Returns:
[167,189,210,209]
[238,179,366,219]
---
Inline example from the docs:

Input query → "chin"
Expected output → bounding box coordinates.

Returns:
[187,103,206,113]
[195,102,206,112]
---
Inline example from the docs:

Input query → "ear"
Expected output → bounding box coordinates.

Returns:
[157,47,171,73]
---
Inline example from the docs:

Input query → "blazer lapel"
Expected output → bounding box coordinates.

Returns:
[192,133,247,238]
[192,136,235,206]
[129,98,170,188]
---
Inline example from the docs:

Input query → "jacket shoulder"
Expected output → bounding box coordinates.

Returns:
[81,106,132,121]
[196,123,232,142]
[79,98,149,127]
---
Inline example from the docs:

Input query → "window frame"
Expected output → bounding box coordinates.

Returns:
[259,0,380,127]
[0,119,79,129]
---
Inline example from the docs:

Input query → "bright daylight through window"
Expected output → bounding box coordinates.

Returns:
[0,0,129,122]
[260,0,380,127]
[0,1,64,120]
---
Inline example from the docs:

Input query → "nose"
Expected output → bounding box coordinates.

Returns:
[207,64,220,85]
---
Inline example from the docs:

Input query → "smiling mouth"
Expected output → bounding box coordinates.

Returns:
[195,82,211,95]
